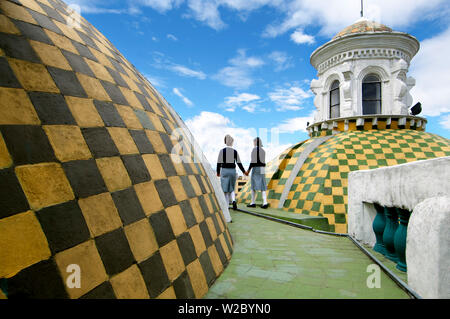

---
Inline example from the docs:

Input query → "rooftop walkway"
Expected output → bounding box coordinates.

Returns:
[204,207,410,299]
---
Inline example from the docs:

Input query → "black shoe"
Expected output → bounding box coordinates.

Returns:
[232,201,237,210]
[261,203,269,209]
[246,203,256,208]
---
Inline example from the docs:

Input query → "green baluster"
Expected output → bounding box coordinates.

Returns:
[372,203,387,255]
[382,207,398,262]
[394,208,410,272]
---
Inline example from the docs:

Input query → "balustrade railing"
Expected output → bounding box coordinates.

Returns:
[372,203,411,272]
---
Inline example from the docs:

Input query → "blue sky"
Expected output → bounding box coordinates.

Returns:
[67,0,450,166]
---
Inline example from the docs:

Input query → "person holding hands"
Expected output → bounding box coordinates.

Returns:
[216,135,247,210]
[246,137,268,209]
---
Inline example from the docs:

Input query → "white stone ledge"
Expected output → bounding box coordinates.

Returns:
[407,196,450,299]
[348,157,450,298]
[348,157,449,220]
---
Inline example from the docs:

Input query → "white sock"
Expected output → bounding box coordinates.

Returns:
[251,190,256,204]
[231,191,236,202]
[262,191,268,205]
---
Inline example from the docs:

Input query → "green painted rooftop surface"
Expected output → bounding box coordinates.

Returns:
[236,203,330,231]
[204,210,410,299]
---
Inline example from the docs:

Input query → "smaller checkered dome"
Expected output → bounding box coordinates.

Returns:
[237,129,450,233]
[0,0,232,299]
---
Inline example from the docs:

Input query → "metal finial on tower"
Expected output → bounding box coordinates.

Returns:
[361,0,364,17]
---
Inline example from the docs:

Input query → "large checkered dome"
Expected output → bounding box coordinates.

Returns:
[237,129,450,233]
[0,0,232,299]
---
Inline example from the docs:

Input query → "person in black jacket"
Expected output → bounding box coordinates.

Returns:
[246,137,268,209]
[216,135,247,210]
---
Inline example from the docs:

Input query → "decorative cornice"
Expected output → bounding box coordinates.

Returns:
[311,32,420,71]
[316,47,412,75]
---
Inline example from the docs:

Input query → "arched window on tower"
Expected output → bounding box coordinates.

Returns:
[329,80,340,118]
[362,74,382,114]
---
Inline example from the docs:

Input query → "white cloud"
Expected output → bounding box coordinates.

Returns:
[268,51,294,72]
[169,64,207,79]
[225,93,260,106]
[185,111,256,167]
[275,112,315,133]
[410,26,450,117]
[173,88,194,106]
[439,114,450,130]
[185,0,282,30]
[167,33,178,41]
[241,105,257,113]
[185,111,290,168]
[73,0,449,42]
[214,67,253,89]
[214,50,264,89]
[131,0,283,30]
[263,0,449,39]
[127,5,142,15]
[230,49,264,68]
[144,74,166,88]
[64,0,125,14]
[223,93,261,112]
[152,52,206,80]
[268,84,312,111]
[134,0,184,13]
[220,0,280,11]
[290,29,315,45]
[186,0,225,30]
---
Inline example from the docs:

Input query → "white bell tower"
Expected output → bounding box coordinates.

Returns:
[309,18,420,125]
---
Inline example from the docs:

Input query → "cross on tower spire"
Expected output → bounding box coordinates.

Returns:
[360,0,364,17]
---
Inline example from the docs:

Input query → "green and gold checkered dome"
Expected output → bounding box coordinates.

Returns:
[237,128,450,233]
[0,0,232,299]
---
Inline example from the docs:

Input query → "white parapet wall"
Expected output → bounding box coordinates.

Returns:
[347,156,450,298]
[406,197,450,299]
[348,156,450,244]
